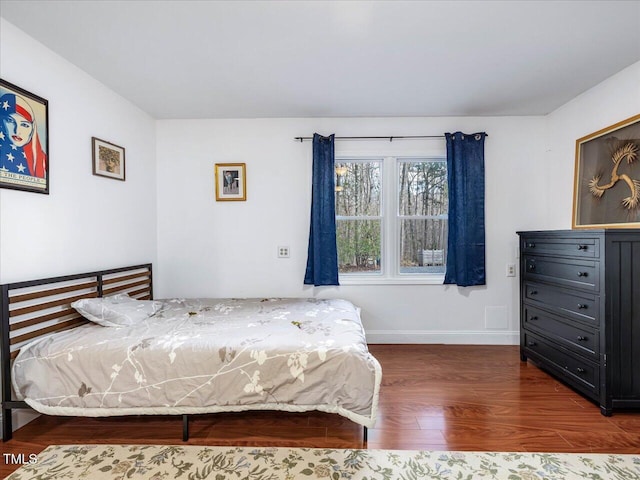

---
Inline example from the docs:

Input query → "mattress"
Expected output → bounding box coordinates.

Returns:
[12,298,382,427]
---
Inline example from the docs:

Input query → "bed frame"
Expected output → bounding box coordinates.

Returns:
[1,264,153,442]
[1,264,369,444]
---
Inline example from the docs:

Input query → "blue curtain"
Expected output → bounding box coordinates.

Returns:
[304,134,339,286]
[444,132,487,287]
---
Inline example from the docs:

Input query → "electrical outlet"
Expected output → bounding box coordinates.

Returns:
[506,263,516,277]
[278,246,290,258]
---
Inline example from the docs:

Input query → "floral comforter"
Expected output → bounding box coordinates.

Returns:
[12,298,381,427]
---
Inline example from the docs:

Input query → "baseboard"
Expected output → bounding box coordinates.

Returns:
[366,330,519,345]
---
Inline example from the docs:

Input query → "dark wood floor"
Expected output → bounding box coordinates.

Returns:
[3,345,639,477]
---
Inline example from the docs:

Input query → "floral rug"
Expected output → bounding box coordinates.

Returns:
[6,444,640,480]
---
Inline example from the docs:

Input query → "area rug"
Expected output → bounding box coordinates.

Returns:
[6,444,640,480]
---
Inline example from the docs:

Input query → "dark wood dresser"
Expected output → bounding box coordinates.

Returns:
[517,229,640,415]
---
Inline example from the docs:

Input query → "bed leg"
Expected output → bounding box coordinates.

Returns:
[363,426,368,446]
[2,407,13,441]
[182,415,189,442]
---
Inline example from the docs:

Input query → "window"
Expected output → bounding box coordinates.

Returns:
[335,160,382,275]
[335,156,448,283]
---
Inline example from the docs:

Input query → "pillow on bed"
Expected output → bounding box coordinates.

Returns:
[71,293,162,327]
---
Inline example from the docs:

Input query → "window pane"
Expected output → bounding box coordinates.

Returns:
[337,219,381,274]
[335,161,381,217]
[399,218,448,274]
[398,160,447,216]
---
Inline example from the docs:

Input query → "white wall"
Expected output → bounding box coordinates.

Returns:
[545,61,640,228]
[155,63,640,344]
[0,19,157,432]
[0,20,634,348]
[0,19,158,283]
[157,116,548,344]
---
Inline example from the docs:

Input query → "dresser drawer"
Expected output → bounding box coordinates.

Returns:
[523,332,599,394]
[523,305,598,358]
[523,256,599,292]
[523,282,599,325]
[521,236,600,259]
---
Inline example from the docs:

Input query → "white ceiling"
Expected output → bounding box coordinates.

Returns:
[1,0,639,119]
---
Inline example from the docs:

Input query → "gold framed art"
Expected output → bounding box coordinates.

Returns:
[572,113,640,229]
[215,163,246,201]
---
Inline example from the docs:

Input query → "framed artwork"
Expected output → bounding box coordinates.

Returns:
[0,79,49,194]
[92,137,125,181]
[215,163,246,201]
[573,113,640,229]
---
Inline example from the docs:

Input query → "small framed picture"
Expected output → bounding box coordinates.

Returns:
[92,137,125,181]
[215,163,246,201]
[0,78,49,194]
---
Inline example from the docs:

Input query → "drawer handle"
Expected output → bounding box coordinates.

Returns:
[528,264,536,271]
[529,316,538,321]
[527,341,536,347]
[577,303,588,309]
[577,271,588,277]
[577,245,588,251]
[527,242,535,248]
[576,335,587,342]
[576,367,585,374]
[529,290,538,295]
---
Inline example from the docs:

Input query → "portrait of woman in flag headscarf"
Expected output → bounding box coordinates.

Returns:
[0,91,47,180]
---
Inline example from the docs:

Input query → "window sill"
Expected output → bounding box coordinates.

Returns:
[338,275,445,286]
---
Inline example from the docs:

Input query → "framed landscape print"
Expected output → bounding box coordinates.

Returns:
[0,79,49,194]
[573,113,640,229]
[92,137,125,181]
[215,163,246,201]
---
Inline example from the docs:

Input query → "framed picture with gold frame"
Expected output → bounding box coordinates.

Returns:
[572,113,640,229]
[215,163,246,201]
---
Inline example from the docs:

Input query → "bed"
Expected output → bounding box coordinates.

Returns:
[1,264,381,442]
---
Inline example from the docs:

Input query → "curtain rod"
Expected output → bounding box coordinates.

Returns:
[294,135,445,142]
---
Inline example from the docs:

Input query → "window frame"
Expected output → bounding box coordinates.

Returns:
[337,155,447,285]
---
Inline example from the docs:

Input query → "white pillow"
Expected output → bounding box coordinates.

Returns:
[71,293,162,327]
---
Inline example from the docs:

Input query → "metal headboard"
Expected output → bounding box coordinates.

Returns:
[1,263,152,441]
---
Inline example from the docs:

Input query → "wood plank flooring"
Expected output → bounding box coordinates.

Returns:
[2,344,639,477]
